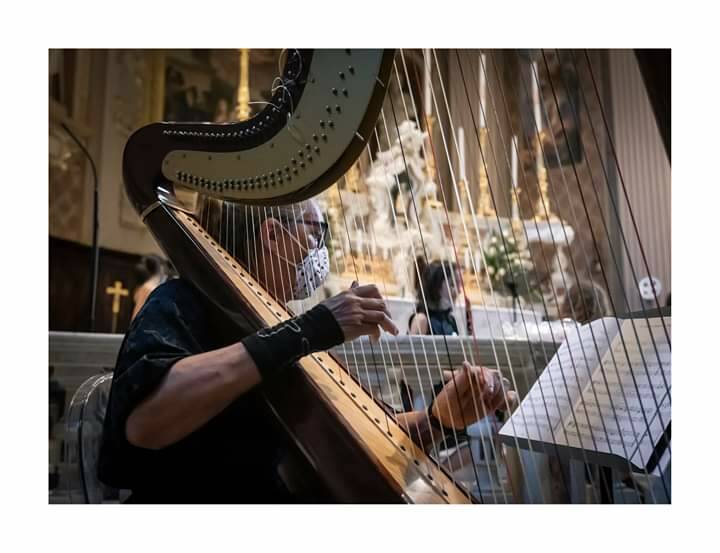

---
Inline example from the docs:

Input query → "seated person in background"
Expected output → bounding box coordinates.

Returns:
[560,279,608,324]
[406,261,497,421]
[131,255,174,320]
[99,199,513,503]
[408,260,463,336]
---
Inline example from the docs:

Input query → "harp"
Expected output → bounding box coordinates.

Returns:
[123,49,670,503]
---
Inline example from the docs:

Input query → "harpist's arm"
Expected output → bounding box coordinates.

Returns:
[395,411,443,450]
[394,364,514,451]
[126,342,261,450]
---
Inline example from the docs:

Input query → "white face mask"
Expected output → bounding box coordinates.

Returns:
[292,246,330,300]
[275,224,330,300]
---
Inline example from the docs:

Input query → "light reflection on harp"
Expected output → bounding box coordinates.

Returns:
[123,49,670,503]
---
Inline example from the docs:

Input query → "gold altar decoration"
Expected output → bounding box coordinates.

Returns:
[532,132,558,221]
[423,114,442,210]
[476,127,496,218]
[234,49,250,121]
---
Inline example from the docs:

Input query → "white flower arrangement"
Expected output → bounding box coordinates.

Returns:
[481,229,537,297]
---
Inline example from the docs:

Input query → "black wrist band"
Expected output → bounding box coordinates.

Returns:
[427,399,451,433]
[242,304,344,382]
[426,398,467,435]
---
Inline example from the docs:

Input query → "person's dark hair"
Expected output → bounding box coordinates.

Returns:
[134,254,169,283]
[416,260,458,311]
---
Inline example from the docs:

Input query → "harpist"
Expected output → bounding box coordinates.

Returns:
[98,198,512,503]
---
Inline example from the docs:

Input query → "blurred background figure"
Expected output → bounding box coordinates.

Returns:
[559,279,608,324]
[131,255,175,320]
[408,259,463,336]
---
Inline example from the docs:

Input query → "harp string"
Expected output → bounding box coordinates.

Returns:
[397,51,523,501]
[525,49,671,481]
[318,193,399,439]
[359,139,466,489]
[510,48,664,500]
[384,85,491,500]
[404,50,550,503]
[338,169,455,483]
[428,49,584,502]
[372,113,482,496]
[425,47,575,501]
[360,133,473,495]
[394,53,504,465]
[511,50,634,501]
[542,51,669,498]
[436,49,569,502]
[331,191,385,409]
[324,177,447,487]
[532,51,650,501]
[434,47,594,502]
[385,62,494,488]
[515,50,647,501]
[580,50,671,344]
[420,48,528,501]
[343,172,419,435]
[444,47,620,502]
[569,50,671,401]
[545,52,670,503]
[468,49,614,501]
[480,50,620,500]
[322,207,370,390]
[495,50,639,496]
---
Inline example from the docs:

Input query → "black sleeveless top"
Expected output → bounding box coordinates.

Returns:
[408,307,458,336]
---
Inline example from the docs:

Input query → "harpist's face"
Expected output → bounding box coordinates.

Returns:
[260,200,330,300]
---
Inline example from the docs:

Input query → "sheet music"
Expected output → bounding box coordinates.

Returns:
[500,316,671,472]
[500,317,621,445]
[563,317,671,469]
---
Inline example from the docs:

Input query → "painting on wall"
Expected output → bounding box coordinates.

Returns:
[163,50,239,123]
[519,49,583,171]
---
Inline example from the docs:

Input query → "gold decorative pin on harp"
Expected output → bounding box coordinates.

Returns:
[124,49,670,504]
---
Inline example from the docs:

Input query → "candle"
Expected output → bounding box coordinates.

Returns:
[424,48,432,117]
[511,136,519,221]
[511,135,518,189]
[531,61,541,132]
[479,53,487,128]
[458,126,466,182]
[531,62,543,176]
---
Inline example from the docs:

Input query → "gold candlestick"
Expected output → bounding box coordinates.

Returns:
[424,114,437,182]
[532,132,558,221]
[234,48,250,121]
[345,161,362,193]
[423,114,442,209]
[511,188,523,238]
[476,128,495,218]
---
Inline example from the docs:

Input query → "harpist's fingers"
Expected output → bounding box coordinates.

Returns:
[362,310,399,335]
[359,297,392,317]
[506,390,519,411]
[353,284,383,299]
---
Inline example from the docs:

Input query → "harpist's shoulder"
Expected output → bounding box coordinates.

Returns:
[137,278,206,320]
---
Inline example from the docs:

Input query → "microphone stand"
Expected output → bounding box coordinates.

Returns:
[504,277,520,324]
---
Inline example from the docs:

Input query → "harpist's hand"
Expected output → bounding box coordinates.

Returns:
[321,282,399,343]
[432,362,517,429]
